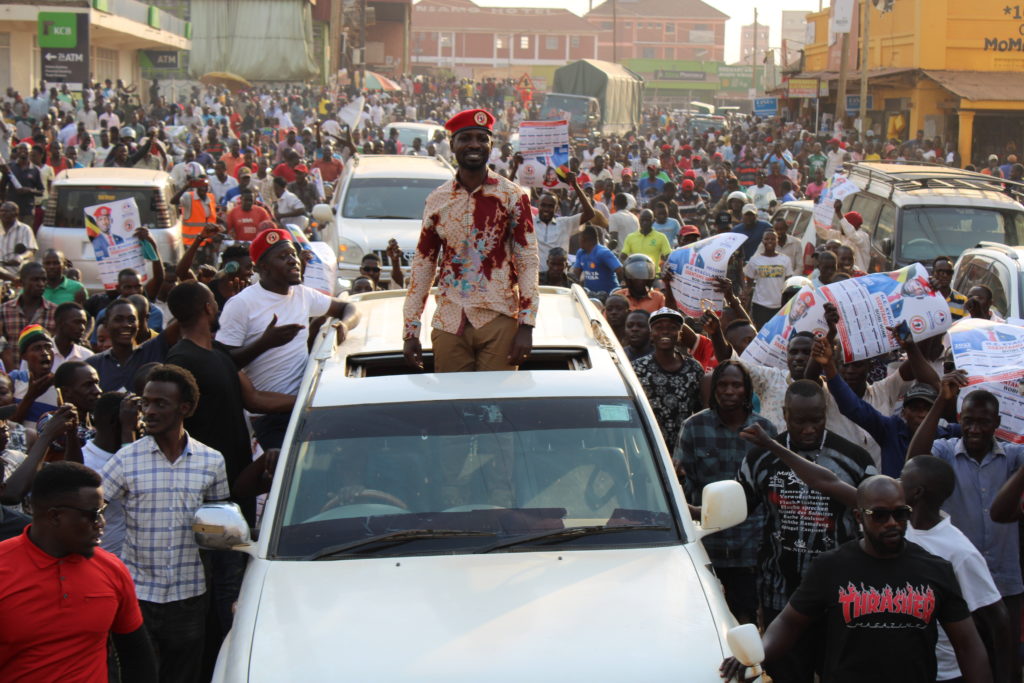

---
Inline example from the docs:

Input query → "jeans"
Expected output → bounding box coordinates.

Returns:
[140,593,209,683]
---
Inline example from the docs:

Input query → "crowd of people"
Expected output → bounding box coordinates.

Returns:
[0,72,1019,683]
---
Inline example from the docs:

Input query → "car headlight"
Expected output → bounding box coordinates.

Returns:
[337,238,364,265]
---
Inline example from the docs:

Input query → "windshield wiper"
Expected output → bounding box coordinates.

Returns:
[304,529,498,560]
[363,214,411,219]
[477,524,672,554]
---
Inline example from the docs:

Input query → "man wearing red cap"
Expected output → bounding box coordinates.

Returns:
[403,108,538,373]
[816,200,870,273]
[216,227,357,449]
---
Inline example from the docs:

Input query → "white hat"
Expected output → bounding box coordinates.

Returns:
[727,190,749,203]
[742,203,758,215]
[989,154,999,162]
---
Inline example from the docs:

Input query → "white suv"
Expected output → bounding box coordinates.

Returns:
[953,242,1024,320]
[196,285,761,682]
[319,154,453,289]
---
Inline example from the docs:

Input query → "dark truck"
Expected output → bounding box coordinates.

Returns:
[540,59,644,137]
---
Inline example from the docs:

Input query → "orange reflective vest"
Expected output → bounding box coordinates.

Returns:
[181,191,216,246]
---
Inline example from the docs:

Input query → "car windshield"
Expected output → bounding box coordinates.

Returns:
[341,177,447,219]
[387,126,436,148]
[273,398,680,558]
[53,187,162,228]
[900,207,1024,263]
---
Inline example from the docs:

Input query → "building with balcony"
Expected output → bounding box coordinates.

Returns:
[793,0,1024,166]
[584,0,727,63]
[411,0,599,83]
[0,0,190,97]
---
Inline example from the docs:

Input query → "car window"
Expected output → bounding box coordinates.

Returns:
[793,210,812,238]
[52,186,162,229]
[988,260,1013,318]
[273,398,679,558]
[386,126,436,149]
[953,255,989,294]
[850,195,881,236]
[900,207,1011,263]
[341,177,448,220]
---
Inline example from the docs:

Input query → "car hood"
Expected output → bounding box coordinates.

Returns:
[245,546,726,682]
[338,216,423,254]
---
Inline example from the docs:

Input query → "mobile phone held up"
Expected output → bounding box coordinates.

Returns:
[894,320,912,344]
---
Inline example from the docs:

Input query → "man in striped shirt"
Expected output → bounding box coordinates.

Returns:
[99,364,228,683]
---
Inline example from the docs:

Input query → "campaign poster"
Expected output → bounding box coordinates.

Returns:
[741,285,829,369]
[812,175,859,231]
[956,378,1024,444]
[516,120,570,189]
[84,198,148,291]
[283,224,336,295]
[820,263,952,363]
[949,318,1024,385]
[663,232,748,318]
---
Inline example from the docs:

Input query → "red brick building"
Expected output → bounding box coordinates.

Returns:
[584,0,727,63]
[411,0,599,79]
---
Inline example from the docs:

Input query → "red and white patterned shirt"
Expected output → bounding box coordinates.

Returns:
[403,170,539,338]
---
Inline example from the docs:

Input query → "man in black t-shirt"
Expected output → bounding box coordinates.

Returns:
[721,476,991,683]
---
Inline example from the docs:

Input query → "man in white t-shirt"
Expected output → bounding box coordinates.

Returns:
[216,227,357,450]
[743,229,792,329]
[902,456,1010,683]
[534,172,595,264]
[608,194,639,248]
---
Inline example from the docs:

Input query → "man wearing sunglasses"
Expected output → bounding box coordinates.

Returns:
[722,458,993,683]
[0,461,157,681]
[731,425,1010,683]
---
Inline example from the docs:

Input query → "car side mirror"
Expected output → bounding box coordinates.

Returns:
[879,237,894,256]
[727,623,765,676]
[192,502,255,556]
[312,203,333,224]
[698,480,747,538]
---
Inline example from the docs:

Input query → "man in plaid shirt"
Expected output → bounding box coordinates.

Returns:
[0,261,56,370]
[99,364,228,683]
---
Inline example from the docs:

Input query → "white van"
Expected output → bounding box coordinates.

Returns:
[38,168,184,290]
[196,285,763,682]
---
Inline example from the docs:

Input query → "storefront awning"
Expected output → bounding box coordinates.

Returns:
[794,67,916,84]
[923,70,1024,102]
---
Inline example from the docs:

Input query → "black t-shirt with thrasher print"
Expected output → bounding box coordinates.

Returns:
[737,430,877,611]
[789,539,969,683]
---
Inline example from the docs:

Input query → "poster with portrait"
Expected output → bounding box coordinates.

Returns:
[84,198,148,291]
[949,318,1024,385]
[515,120,570,189]
[812,175,859,231]
[741,285,829,369]
[819,262,952,363]
[283,224,336,295]
[956,378,1024,444]
[663,233,748,318]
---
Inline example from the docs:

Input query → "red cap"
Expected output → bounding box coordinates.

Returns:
[682,144,692,151]
[844,211,863,228]
[684,170,696,179]
[94,206,112,217]
[294,164,309,174]
[680,224,701,237]
[249,227,293,263]
[681,179,695,191]
[444,109,495,136]
[713,152,723,159]
[660,144,672,151]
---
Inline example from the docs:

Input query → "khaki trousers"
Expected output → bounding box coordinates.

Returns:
[431,314,519,372]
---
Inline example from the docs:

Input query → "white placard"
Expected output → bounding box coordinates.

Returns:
[84,197,148,291]
[663,233,748,318]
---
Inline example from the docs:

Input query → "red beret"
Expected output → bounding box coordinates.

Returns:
[250,227,293,263]
[94,206,111,216]
[682,144,692,151]
[294,164,309,174]
[684,170,696,179]
[661,144,672,151]
[444,109,495,136]
[844,211,863,228]
[681,179,695,191]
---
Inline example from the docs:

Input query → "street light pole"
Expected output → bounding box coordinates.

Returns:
[612,0,617,63]
[360,0,367,91]
[859,0,870,136]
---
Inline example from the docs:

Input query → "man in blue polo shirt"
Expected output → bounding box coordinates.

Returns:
[571,225,623,296]
[732,203,771,260]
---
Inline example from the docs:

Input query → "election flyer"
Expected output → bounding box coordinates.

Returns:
[515,120,570,189]
[948,318,1024,385]
[812,175,859,231]
[741,285,829,369]
[820,262,951,363]
[283,224,336,295]
[84,197,148,291]
[956,379,1024,444]
[663,233,748,318]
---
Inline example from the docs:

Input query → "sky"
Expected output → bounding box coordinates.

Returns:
[468,0,831,64]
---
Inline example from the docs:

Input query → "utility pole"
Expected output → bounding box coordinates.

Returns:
[612,0,617,63]
[752,8,759,94]
[859,0,870,136]
[836,31,850,130]
[359,0,367,91]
